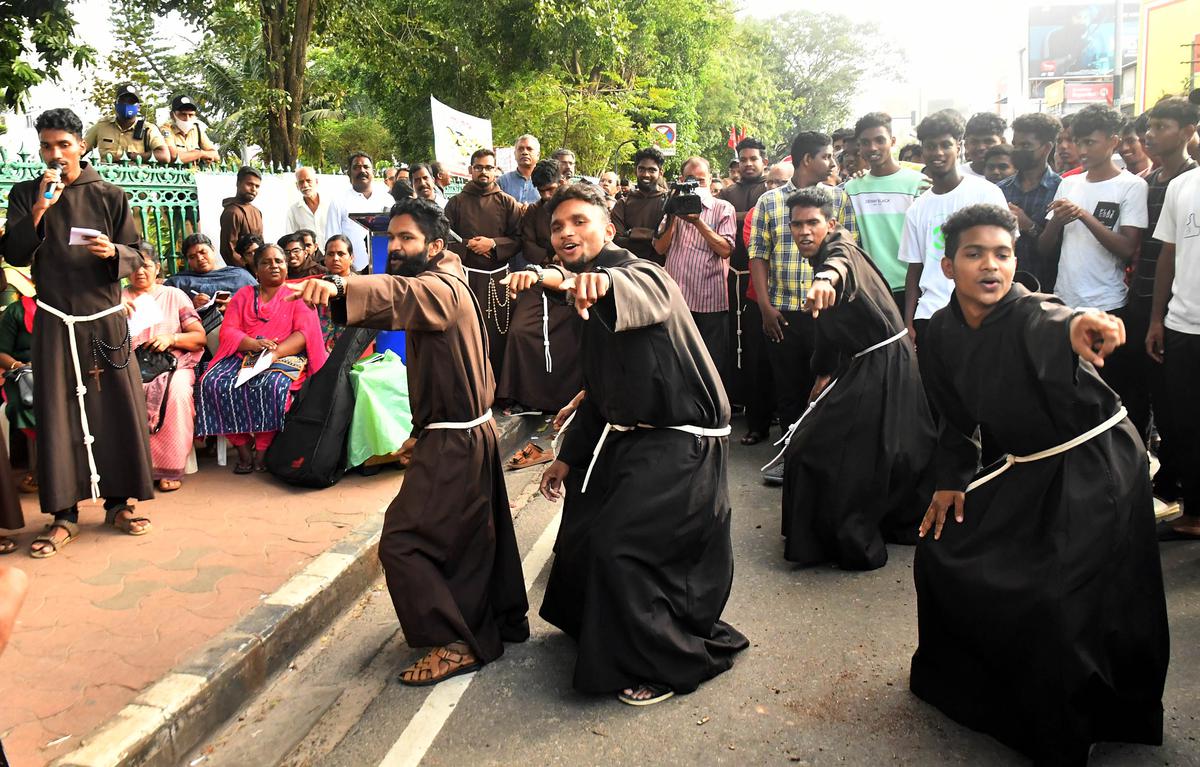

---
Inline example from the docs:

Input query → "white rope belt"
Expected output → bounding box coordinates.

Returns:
[542,292,552,373]
[965,406,1127,493]
[424,409,493,431]
[761,328,907,473]
[730,269,750,369]
[551,409,576,455]
[36,299,128,501]
[581,421,732,493]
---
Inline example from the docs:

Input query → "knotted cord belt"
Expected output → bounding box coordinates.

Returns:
[965,407,1128,492]
[730,268,751,370]
[761,328,908,473]
[541,292,553,373]
[581,421,732,493]
[36,299,128,500]
[425,409,493,431]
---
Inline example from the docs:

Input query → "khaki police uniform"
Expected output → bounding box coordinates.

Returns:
[84,117,168,162]
[160,121,216,157]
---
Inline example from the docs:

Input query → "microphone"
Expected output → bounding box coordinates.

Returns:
[43,161,61,200]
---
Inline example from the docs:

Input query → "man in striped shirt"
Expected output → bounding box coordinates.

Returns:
[654,156,737,377]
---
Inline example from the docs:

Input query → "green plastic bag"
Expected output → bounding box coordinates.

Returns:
[347,350,413,467]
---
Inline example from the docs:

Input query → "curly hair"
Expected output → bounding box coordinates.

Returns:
[942,204,1018,260]
[1070,104,1123,139]
[633,146,665,169]
[531,159,561,189]
[917,110,966,143]
[1011,112,1062,145]
[35,108,84,139]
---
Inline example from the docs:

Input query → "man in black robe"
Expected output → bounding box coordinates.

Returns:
[3,108,154,557]
[912,203,1168,765]
[289,198,528,685]
[506,184,747,706]
[770,188,935,570]
[611,147,667,266]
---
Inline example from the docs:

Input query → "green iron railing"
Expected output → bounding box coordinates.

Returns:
[1,148,466,276]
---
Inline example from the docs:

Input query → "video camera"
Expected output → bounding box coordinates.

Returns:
[664,178,703,217]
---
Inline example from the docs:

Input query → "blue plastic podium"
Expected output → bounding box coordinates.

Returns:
[369,230,406,363]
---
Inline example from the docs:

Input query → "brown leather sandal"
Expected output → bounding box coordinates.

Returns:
[505,441,554,471]
[30,521,79,559]
[398,644,481,687]
[104,505,152,536]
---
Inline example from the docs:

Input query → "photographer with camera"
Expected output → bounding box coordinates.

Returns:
[83,84,170,164]
[653,156,736,377]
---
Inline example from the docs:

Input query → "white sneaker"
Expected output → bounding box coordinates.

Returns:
[761,463,784,486]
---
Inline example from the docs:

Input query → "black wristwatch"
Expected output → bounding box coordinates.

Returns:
[323,274,346,298]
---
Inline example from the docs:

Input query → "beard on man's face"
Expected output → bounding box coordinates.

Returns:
[387,247,430,277]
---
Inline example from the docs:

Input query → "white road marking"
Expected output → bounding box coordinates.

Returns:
[377,508,563,767]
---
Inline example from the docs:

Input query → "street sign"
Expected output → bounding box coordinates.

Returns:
[651,123,677,156]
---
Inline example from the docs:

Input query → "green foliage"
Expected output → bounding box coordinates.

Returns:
[0,0,96,110]
[308,114,396,168]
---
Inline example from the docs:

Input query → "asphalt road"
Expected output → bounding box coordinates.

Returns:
[186,428,1200,767]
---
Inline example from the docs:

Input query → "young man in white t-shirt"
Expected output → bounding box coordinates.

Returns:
[1147,164,1200,535]
[900,109,1008,349]
[1040,103,1149,436]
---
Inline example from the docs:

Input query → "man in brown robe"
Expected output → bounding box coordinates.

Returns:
[443,148,524,380]
[220,166,264,268]
[3,108,154,557]
[496,160,582,421]
[611,147,668,266]
[289,197,528,685]
[718,137,771,441]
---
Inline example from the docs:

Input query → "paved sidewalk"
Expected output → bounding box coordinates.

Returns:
[0,415,545,767]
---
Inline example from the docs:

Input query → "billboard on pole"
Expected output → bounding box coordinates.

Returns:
[430,95,493,178]
[1027,2,1137,81]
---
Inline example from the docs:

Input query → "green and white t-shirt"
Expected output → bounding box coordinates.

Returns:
[844,167,927,290]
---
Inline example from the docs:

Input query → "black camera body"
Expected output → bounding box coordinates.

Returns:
[664,179,703,217]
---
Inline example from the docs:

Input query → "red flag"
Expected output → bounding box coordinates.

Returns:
[727,126,737,149]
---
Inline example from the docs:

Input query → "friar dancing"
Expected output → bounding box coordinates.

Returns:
[504,184,747,706]
[2,108,154,558]
[911,204,1168,765]
[765,188,935,570]
[289,198,528,685]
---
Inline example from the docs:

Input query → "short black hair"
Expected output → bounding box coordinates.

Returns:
[917,110,966,143]
[1060,113,1075,132]
[735,137,767,157]
[235,233,265,256]
[984,143,1014,161]
[1190,88,1200,106]
[297,228,316,241]
[790,130,832,164]
[898,144,922,162]
[182,232,214,256]
[633,146,665,168]
[942,204,1018,260]
[325,234,353,252]
[388,197,450,245]
[854,112,892,138]
[831,128,855,143]
[469,147,495,165]
[786,187,835,220]
[965,112,1007,139]
[390,179,415,202]
[1070,104,1123,139]
[532,159,560,188]
[1011,112,1062,145]
[552,148,575,161]
[236,165,262,183]
[1149,95,1200,127]
[410,162,433,178]
[35,108,84,139]
[546,182,610,222]
[347,151,373,169]
[277,232,304,250]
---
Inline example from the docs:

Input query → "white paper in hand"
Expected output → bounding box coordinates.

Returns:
[234,351,274,388]
[126,292,165,338]
[68,227,102,245]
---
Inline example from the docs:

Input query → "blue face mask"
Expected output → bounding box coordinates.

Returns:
[115,102,140,120]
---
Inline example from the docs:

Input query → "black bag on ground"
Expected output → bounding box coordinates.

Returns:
[263,326,378,487]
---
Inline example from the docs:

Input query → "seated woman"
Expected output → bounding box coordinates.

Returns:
[317,235,354,353]
[0,276,37,494]
[196,244,328,473]
[124,246,208,492]
[165,233,257,341]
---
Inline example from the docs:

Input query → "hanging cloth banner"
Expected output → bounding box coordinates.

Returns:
[430,95,494,178]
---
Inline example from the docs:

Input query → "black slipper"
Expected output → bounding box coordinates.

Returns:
[233,462,253,475]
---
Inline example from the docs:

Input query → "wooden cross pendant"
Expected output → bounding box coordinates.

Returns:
[87,364,103,391]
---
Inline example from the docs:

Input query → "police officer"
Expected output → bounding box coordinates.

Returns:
[83,84,170,163]
[161,95,219,166]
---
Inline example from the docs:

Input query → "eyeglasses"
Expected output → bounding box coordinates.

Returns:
[472,165,496,172]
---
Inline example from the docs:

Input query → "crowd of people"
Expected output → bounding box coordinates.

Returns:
[0,82,1198,764]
